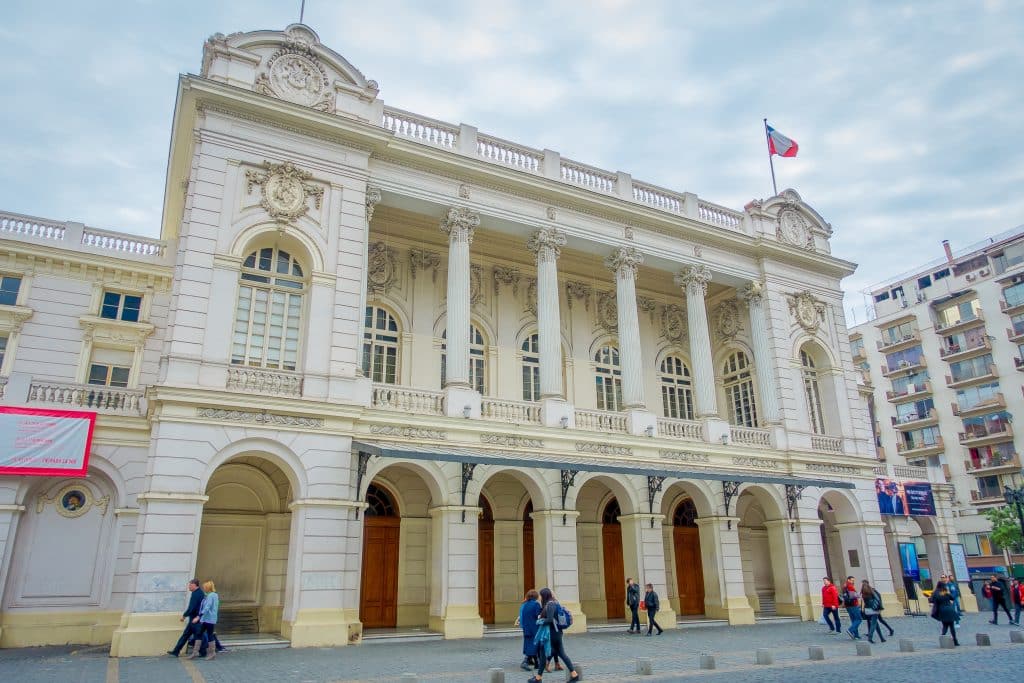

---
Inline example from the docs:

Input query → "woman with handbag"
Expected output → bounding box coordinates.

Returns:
[930,581,959,646]
[860,581,886,644]
[517,590,542,670]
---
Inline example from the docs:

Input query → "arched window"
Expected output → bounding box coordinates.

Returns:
[594,344,622,411]
[522,333,541,402]
[660,355,694,420]
[802,349,826,434]
[365,483,398,517]
[441,324,487,394]
[673,498,698,527]
[363,305,399,383]
[232,247,304,370]
[723,350,758,427]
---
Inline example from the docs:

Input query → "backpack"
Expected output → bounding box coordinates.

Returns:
[555,602,573,629]
[983,584,992,599]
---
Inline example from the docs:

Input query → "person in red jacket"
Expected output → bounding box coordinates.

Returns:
[821,577,842,634]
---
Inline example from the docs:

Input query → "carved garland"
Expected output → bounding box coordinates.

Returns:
[786,291,827,333]
[367,242,398,294]
[245,161,324,223]
[409,249,441,282]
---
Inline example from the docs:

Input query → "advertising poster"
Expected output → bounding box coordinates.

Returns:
[949,543,971,583]
[875,477,936,516]
[0,407,95,477]
[899,541,921,582]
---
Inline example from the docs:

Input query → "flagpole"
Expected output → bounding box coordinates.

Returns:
[763,118,778,197]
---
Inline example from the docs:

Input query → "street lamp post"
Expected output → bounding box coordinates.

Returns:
[1003,485,1024,560]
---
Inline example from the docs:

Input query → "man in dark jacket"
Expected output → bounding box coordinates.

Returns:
[626,578,641,633]
[987,575,1013,624]
[167,579,204,656]
[644,583,663,636]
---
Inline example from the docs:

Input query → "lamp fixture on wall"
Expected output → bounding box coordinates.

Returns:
[462,405,472,418]
[645,425,654,438]
[559,416,569,429]
[720,433,730,446]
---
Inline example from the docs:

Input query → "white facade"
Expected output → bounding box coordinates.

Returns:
[0,24,914,654]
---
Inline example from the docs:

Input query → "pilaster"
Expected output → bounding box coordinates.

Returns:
[694,516,755,624]
[619,513,676,629]
[427,505,484,638]
[740,281,780,424]
[531,509,587,632]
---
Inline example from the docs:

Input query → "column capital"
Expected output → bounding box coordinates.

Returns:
[439,206,480,244]
[365,185,382,223]
[604,246,644,277]
[738,280,766,306]
[527,227,567,262]
[674,264,712,295]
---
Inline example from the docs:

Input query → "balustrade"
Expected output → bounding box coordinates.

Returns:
[810,434,843,453]
[0,210,66,241]
[697,201,743,229]
[382,107,458,149]
[476,135,542,172]
[371,384,445,415]
[27,380,145,415]
[730,425,771,447]
[82,228,164,256]
[632,183,683,213]
[656,417,703,441]
[574,408,628,433]
[560,160,617,194]
[226,367,303,397]
[480,398,542,424]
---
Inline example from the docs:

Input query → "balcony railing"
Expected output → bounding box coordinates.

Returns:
[730,426,771,447]
[371,384,444,416]
[934,311,984,334]
[657,417,703,442]
[881,357,926,377]
[896,436,945,456]
[1007,326,1024,343]
[0,376,7,400]
[891,408,939,430]
[481,397,541,424]
[958,423,1013,445]
[26,380,146,416]
[951,393,1006,416]
[970,489,1005,506]
[964,452,1021,474]
[886,381,931,402]
[1016,357,1024,371]
[876,331,921,352]
[574,408,628,433]
[811,435,843,453]
[945,364,998,388]
[226,367,303,397]
[1000,297,1024,315]
[939,336,992,361]
[0,209,166,258]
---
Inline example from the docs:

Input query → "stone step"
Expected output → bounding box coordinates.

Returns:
[216,633,290,650]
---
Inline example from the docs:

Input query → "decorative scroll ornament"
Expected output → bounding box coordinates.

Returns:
[777,207,813,249]
[660,304,688,343]
[440,206,480,244]
[37,484,109,519]
[469,265,484,306]
[245,161,324,223]
[365,186,382,224]
[524,278,538,316]
[409,249,441,282]
[254,37,335,112]
[481,433,544,449]
[493,266,521,296]
[370,424,447,440]
[367,242,398,293]
[604,247,644,278]
[713,299,742,341]
[565,281,592,311]
[526,228,567,263]
[596,291,618,332]
[674,265,712,296]
[787,291,826,332]
[196,407,324,428]
[739,280,766,306]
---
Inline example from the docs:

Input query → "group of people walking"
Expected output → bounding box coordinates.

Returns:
[984,574,1023,625]
[820,576,894,643]
[167,578,224,660]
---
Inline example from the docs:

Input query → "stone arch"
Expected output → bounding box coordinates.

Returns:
[514,323,573,358]
[817,488,871,587]
[587,333,620,359]
[360,457,448,509]
[469,466,550,513]
[659,480,717,617]
[736,483,796,616]
[792,335,839,370]
[230,221,326,274]
[736,483,787,520]
[658,479,717,519]
[201,437,307,501]
[567,472,640,517]
[365,294,411,337]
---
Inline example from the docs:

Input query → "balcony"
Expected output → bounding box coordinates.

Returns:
[26,380,146,416]
[730,426,771,447]
[481,398,541,425]
[226,366,302,397]
[958,422,1013,447]
[945,364,999,389]
[970,489,1005,507]
[574,408,628,433]
[371,384,444,416]
[881,356,927,377]
[1016,357,1024,372]
[852,345,868,362]
[1000,297,1024,316]
[896,436,945,458]
[876,330,921,353]
[939,335,992,363]
[934,310,985,335]
[886,381,932,402]
[951,393,1006,417]
[891,408,939,431]
[811,434,843,453]
[1007,326,1024,343]
[964,452,1022,475]
[657,417,703,442]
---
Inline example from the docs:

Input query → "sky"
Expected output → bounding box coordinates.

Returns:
[1,1,1022,323]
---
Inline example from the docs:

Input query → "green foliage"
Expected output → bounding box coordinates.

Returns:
[985,505,1024,553]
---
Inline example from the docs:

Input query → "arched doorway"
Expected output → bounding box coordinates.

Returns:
[602,499,625,619]
[478,497,495,624]
[673,498,705,615]
[523,501,535,595]
[196,458,292,635]
[360,483,400,628]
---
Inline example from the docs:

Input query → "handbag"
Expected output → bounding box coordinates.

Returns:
[639,600,646,610]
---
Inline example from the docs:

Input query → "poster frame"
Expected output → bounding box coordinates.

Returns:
[0,406,95,477]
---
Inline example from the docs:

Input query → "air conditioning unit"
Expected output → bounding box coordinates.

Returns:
[898,360,911,368]
[966,273,976,282]
[979,268,991,276]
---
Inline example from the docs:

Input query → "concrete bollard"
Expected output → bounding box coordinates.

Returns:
[755,649,773,665]
[976,633,991,646]
[699,653,716,670]
[1011,630,1024,644]
[939,635,955,649]
[808,646,824,661]
[856,641,872,656]
[898,639,915,653]
[487,668,504,683]
[636,657,652,675]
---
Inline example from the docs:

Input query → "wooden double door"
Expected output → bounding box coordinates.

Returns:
[360,516,400,628]
[602,522,625,619]
[673,526,705,615]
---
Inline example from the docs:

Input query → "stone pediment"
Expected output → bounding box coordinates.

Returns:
[750,188,835,255]
[202,24,380,120]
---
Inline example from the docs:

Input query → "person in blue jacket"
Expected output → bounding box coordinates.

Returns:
[517,590,542,670]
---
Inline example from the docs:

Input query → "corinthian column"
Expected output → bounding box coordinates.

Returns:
[527,228,567,399]
[739,281,780,424]
[605,247,646,409]
[675,265,718,418]
[440,207,480,417]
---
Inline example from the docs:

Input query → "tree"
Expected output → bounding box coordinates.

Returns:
[985,505,1023,554]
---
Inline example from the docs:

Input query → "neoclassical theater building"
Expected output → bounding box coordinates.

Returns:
[0,24,948,654]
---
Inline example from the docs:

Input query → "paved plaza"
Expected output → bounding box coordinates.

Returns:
[1,612,1023,683]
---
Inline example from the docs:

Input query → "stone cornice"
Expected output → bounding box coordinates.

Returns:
[0,244,172,289]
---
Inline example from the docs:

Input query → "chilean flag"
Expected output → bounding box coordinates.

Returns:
[766,124,799,157]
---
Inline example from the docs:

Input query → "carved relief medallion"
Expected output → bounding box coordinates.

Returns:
[245,161,324,223]
[255,40,334,112]
[596,291,618,332]
[777,208,812,249]
[713,299,742,341]
[660,304,688,343]
[37,484,109,519]
[787,291,826,332]
[367,242,398,293]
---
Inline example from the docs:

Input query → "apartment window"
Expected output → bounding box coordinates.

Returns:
[87,363,130,387]
[594,344,622,411]
[936,299,980,327]
[660,355,693,420]
[959,533,982,556]
[1011,313,1024,336]
[993,244,1024,274]
[440,325,486,394]
[0,334,7,369]
[882,321,915,344]
[885,345,923,369]
[962,411,1011,438]
[896,398,933,422]
[952,255,988,277]
[933,268,950,280]
[977,475,1002,500]
[0,275,22,306]
[917,275,932,289]
[1004,282,1024,307]
[891,371,929,395]
[100,291,142,322]
[873,291,890,303]
[522,334,540,402]
[956,382,1000,411]
[849,337,864,358]
[362,305,399,384]
[231,247,305,371]
[949,353,993,382]
[902,425,940,449]
[801,350,825,434]
[723,350,758,427]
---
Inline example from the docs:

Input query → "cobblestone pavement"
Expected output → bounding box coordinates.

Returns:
[1,612,1022,683]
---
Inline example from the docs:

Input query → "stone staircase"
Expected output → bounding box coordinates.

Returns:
[755,592,777,617]
[217,606,260,635]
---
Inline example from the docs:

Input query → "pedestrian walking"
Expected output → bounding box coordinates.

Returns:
[942,574,962,623]
[820,577,841,634]
[930,581,959,646]
[530,587,580,682]
[643,583,663,636]
[1010,578,1022,626]
[626,578,641,633]
[167,578,204,657]
[840,576,863,640]
[190,580,220,660]
[517,590,542,670]
[861,580,886,644]
[986,574,1012,624]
